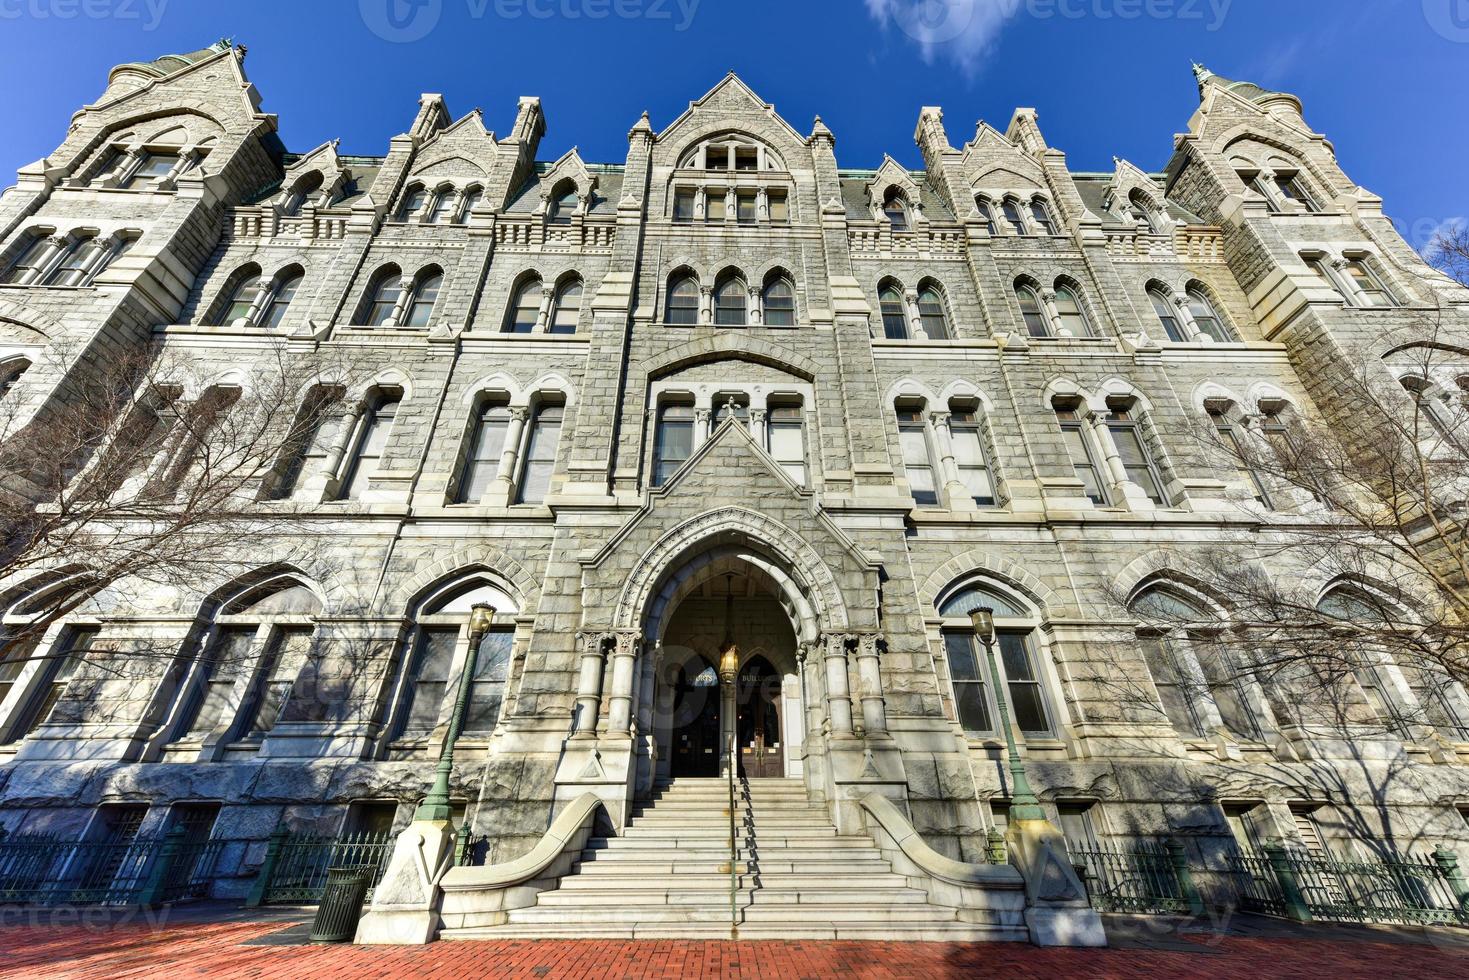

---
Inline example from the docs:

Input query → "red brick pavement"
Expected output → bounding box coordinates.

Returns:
[1,914,1467,979]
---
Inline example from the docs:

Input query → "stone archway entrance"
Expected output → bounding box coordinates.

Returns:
[651,562,805,789]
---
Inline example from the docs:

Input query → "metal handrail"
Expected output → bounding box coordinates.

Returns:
[727,740,738,933]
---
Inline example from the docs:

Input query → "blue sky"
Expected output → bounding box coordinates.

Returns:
[1,0,1464,248]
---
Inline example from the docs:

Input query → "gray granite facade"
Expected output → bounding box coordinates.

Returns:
[0,44,1467,903]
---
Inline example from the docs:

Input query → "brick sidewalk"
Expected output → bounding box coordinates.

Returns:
[1,912,1467,979]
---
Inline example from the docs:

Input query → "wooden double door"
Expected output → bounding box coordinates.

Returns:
[668,655,785,779]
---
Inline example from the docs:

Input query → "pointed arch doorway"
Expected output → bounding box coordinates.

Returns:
[649,557,807,788]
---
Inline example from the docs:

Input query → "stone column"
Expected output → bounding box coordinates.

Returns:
[928,410,967,506]
[854,633,888,736]
[749,407,767,447]
[1171,291,1199,340]
[319,402,364,484]
[904,288,926,340]
[748,284,763,325]
[388,275,415,326]
[1040,288,1064,336]
[492,407,530,494]
[534,283,555,333]
[692,407,712,449]
[822,634,855,737]
[572,631,609,737]
[19,236,70,285]
[756,187,769,222]
[606,630,641,735]
[699,284,713,325]
[1087,410,1129,489]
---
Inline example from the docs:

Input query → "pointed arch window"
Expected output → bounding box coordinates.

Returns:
[1053,284,1091,337]
[1015,283,1048,337]
[762,275,796,327]
[549,278,582,335]
[2,234,54,284]
[1343,258,1396,307]
[389,580,519,746]
[403,270,442,328]
[363,268,404,327]
[505,277,543,333]
[267,384,345,501]
[714,275,747,327]
[896,403,938,507]
[937,585,1054,737]
[916,284,950,340]
[396,184,428,222]
[260,270,303,330]
[949,406,996,506]
[1129,189,1163,232]
[0,359,30,401]
[213,269,263,326]
[1148,286,1186,342]
[1273,172,1318,212]
[879,283,908,340]
[456,186,482,224]
[281,173,323,217]
[516,402,563,504]
[1186,286,1230,342]
[666,275,699,325]
[1055,400,1107,505]
[424,188,456,225]
[1001,198,1027,235]
[883,190,910,233]
[548,182,578,225]
[975,198,998,236]
[1030,199,1058,236]
[40,235,97,286]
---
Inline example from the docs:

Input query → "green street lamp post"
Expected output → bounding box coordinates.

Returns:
[415,602,496,822]
[971,607,1045,822]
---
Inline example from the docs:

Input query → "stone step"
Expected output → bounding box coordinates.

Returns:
[582,845,886,861]
[627,816,834,830]
[561,863,904,881]
[633,799,821,811]
[538,886,930,905]
[506,903,965,925]
[445,921,1028,942]
[559,869,908,889]
[621,824,837,839]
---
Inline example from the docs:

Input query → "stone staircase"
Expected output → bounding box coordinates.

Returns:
[442,777,1028,940]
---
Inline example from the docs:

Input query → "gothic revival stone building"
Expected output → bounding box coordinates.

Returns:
[1,42,1467,927]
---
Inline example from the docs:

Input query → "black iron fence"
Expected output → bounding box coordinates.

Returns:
[0,826,222,906]
[246,828,395,906]
[1227,844,1469,926]
[1069,839,1201,915]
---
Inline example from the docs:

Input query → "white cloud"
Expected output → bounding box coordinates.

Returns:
[865,0,1023,74]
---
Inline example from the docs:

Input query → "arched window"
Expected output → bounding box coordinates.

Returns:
[1015,282,1048,337]
[0,359,30,400]
[265,384,345,502]
[879,282,908,340]
[549,277,582,335]
[2,234,55,284]
[762,275,796,327]
[1132,586,1262,741]
[338,388,402,500]
[915,283,950,340]
[652,401,694,487]
[1030,199,1058,236]
[1054,398,1107,505]
[1104,398,1167,505]
[975,198,998,236]
[396,184,428,222]
[87,235,136,283]
[388,577,519,746]
[424,187,456,225]
[516,400,564,504]
[0,574,99,745]
[505,277,543,333]
[363,267,404,327]
[1186,286,1229,342]
[403,269,442,328]
[937,582,1054,737]
[40,235,98,287]
[1343,258,1396,307]
[280,172,323,217]
[948,403,996,506]
[259,269,303,330]
[1129,188,1163,233]
[882,189,910,233]
[548,181,578,225]
[169,575,323,747]
[665,274,699,325]
[455,400,510,504]
[1273,171,1318,212]
[1148,286,1186,342]
[895,402,937,506]
[1001,198,1027,236]
[714,274,747,327]
[456,186,482,224]
[1399,376,1462,444]
[211,267,263,326]
[120,150,180,190]
[1053,284,1091,337]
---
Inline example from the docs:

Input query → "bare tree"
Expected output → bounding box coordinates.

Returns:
[0,339,350,667]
